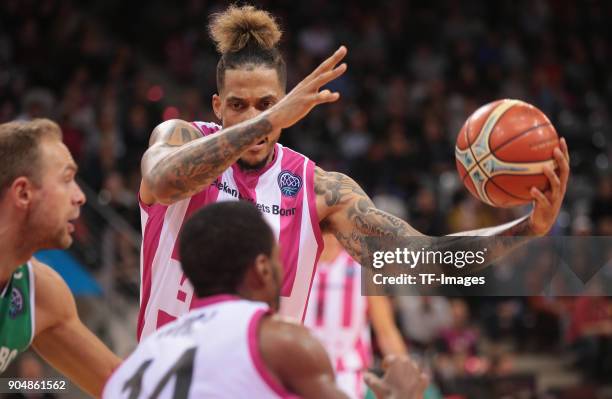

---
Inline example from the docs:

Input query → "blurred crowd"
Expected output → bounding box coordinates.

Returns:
[1,0,611,397]
[2,0,612,235]
[394,296,612,397]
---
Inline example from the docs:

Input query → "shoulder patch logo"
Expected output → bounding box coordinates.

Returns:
[278,171,303,197]
[9,287,24,319]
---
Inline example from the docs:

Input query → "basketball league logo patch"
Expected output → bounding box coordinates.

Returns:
[9,287,24,319]
[278,171,302,197]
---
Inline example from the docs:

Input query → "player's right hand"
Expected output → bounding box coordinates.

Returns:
[364,354,429,399]
[266,46,347,130]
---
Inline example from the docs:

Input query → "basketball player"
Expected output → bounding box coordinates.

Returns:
[103,201,428,399]
[305,233,408,399]
[137,5,570,339]
[0,119,121,397]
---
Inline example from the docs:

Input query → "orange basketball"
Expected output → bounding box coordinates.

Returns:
[455,99,559,208]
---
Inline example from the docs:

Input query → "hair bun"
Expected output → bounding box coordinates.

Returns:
[210,5,282,54]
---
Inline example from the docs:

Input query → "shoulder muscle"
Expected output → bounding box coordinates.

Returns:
[314,166,372,222]
[259,315,347,398]
[148,119,202,147]
[30,258,77,335]
[140,119,203,204]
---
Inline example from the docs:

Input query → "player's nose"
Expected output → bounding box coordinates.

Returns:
[242,105,261,121]
[74,183,86,206]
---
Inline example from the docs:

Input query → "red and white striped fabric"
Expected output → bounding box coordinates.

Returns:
[137,121,323,341]
[304,251,372,399]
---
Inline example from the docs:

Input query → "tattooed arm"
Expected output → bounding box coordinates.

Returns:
[315,137,569,270]
[140,118,273,204]
[140,46,348,205]
[314,168,532,270]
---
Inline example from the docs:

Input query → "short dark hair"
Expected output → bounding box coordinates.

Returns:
[179,201,275,297]
[209,5,287,92]
[0,119,62,198]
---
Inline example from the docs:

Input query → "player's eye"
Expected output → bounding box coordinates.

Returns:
[230,101,244,111]
[260,100,274,109]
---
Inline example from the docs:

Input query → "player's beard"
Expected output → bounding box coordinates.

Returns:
[237,156,270,171]
[237,142,276,171]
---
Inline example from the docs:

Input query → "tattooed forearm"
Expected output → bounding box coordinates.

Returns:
[500,217,534,236]
[316,168,420,265]
[316,168,533,273]
[144,117,273,202]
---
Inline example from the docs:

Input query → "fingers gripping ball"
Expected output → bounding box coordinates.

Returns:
[455,99,559,208]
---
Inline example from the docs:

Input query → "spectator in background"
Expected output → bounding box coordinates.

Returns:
[567,295,612,382]
[523,297,567,352]
[434,299,492,394]
[17,89,55,121]
[446,192,497,232]
[395,296,453,351]
[339,108,372,161]
[383,121,421,195]
[590,175,612,235]
[440,299,479,358]
[410,186,446,236]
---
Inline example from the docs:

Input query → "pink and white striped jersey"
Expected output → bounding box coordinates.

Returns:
[103,295,296,399]
[137,121,323,340]
[304,251,372,374]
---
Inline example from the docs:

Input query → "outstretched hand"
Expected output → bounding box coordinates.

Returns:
[267,46,348,130]
[529,137,570,235]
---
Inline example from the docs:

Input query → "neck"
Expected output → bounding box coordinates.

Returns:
[0,211,33,285]
[237,288,268,305]
[235,284,278,311]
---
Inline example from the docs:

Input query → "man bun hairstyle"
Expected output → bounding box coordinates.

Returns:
[209,5,281,53]
[209,4,287,91]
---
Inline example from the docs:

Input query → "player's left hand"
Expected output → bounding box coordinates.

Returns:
[364,354,429,399]
[528,137,570,236]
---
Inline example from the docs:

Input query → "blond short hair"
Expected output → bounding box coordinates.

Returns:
[0,118,63,196]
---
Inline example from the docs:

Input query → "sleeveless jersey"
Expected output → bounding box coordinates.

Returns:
[103,295,296,399]
[137,121,323,340]
[304,251,371,373]
[0,262,35,373]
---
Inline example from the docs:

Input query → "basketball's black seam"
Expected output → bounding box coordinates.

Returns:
[462,112,552,205]
[484,158,556,165]
[486,177,532,202]
[465,121,553,179]
[489,122,552,155]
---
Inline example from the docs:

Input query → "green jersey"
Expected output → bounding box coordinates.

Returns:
[0,262,35,373]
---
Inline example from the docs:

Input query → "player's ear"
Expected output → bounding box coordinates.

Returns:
[253,254,273,286]
[11,177,34,209]
[212,94,222,121]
